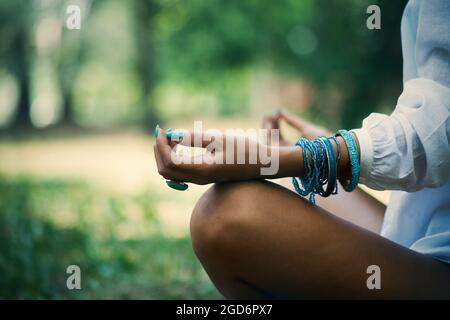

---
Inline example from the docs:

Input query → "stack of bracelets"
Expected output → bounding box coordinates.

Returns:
[291,129,360,205]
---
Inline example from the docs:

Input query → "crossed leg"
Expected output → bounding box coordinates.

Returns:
[190,180,450,299]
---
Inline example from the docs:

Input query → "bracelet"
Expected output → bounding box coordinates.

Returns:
[327,136,340,194]
[336,129,360,192]
[328,136,341,163]
[292,137,332,205]
[291,130,357,204]
[317,136,337,197]
[292,138,316,200]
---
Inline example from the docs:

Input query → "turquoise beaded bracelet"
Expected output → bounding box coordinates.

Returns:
[336,129,360,192]
[292,137,335,205]
[317,136,337,197]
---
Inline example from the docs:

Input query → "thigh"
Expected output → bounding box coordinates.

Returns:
[194,180,450,299]
[275,177,386,233]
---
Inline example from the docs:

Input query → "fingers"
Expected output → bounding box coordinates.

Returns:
[262,113,292,146]
[154,140,191,182]
[153,144,169,179]
[154,127,179,180]
[169,129,216,148]
[262,115,278,130]
[278,110,332,139]
[154,127,212,184]
[277,110,306,131]
[262,115,276,145]
[155,127,173,160]
[154,146,210,184]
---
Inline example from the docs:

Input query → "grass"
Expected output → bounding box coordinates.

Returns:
[0,176,221,299]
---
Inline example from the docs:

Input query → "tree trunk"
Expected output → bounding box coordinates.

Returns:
[59,90,75,126]
[14,74,32,128]
[11,27,33,129]
[134,0,159,129]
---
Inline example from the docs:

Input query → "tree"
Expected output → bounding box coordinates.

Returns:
[54,0,105,127]
[56,28,83,126]
[0,0,34,129]
[133,0,160,128]
[157,0,407,128]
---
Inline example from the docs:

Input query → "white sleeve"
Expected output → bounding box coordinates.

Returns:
[352,0,450,192]
[353,79,450,191]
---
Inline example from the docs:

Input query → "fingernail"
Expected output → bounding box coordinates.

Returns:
[166,130,184,141]
[154,124,159,138]
[166,180,189,191]
[165,128,173,138]
[170,131,184,141]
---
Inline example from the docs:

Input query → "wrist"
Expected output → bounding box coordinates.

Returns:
[275,146,304,178]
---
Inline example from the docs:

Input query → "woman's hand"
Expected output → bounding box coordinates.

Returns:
[154,127,276,185]
[154,113,335,185]
[262,110,331,145]
[153,122,353,186]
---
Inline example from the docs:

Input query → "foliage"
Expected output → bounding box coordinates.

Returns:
[157,0,407,128]
[0,0,408,130]
[0,176,220,299]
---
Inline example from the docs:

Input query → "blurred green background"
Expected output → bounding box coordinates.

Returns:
[0,0,405,299]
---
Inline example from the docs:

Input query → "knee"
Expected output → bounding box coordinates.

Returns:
[190,181,262,260]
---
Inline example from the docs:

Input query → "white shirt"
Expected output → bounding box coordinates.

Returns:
[353,0,450,263]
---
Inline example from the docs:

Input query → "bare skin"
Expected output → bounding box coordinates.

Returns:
[154,111,450,299]
[190,180,450,299]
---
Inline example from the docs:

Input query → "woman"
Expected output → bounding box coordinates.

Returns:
[154,0,450,298]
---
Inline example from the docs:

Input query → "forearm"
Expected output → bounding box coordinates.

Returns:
[261,135,355,182]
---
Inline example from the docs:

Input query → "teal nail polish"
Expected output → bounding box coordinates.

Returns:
[154,125,159,138]
[166,130,184,141]
[170,131,184,141]
[166,180,189,191]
